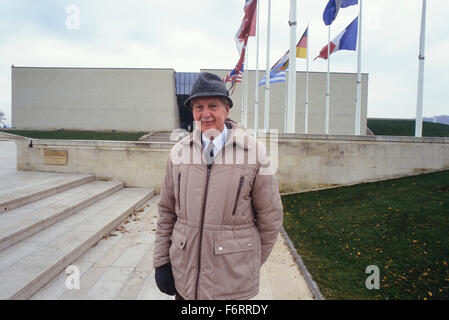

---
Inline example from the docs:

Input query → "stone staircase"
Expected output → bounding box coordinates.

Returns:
[0,171,154,300]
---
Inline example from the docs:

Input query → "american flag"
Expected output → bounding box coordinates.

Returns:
[223,67,243,83]
[223,64,244,94]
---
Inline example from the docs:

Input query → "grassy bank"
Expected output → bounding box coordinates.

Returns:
[0,129,148,141]
[367,118,449,137]
[282,170,449,299]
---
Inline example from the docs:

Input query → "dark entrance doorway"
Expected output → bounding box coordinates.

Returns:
[175,72,199,132]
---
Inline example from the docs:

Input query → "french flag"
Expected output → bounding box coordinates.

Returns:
[315,16,358,60]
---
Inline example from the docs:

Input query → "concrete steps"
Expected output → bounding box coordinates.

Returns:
[0,171,155,300]
[0,171,94,213]
[0,180,124,251]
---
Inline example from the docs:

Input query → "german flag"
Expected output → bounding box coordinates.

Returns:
[296,27,308,59]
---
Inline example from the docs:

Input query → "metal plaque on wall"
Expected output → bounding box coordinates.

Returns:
[43,149,68,165]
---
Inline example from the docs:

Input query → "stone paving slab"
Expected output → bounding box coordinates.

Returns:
[114,270,150,300]
[84,266,135,300]
[0,140,16,170]
[254,236,314,300]
[30,261,94,300]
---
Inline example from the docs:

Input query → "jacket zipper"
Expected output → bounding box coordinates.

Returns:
[195,164,212,300]
[177,172,181,211]
[232,176,244,215]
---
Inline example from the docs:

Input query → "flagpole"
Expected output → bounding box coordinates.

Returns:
[355,1,362,135]
[284,70,289,131]
[254,0,260,137]
[287,0,297,133]
[264,0,271,132]
[325,25,330,135]
[415,0,427,138]
[305,22,309,134]
[242,46,249,128]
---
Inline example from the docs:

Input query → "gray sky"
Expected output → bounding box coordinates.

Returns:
[0,0,448,127]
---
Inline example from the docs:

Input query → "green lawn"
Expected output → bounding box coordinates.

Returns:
[0,129,148,141]
[282,170,449,300]
[367,118,449,137]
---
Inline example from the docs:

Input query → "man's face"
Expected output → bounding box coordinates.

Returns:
[191,97,230,134]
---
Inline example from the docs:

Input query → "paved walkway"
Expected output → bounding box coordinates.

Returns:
[0,139,314,300]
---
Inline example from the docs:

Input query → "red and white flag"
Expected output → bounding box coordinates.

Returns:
[235,0,257,55]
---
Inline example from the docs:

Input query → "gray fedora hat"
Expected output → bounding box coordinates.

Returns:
[184,72,233,108]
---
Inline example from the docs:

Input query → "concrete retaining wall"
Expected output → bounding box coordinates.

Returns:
[16,139,173,192]
[275,134,449,192]
[16,135,449,193]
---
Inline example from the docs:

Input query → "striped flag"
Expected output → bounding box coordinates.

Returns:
[315,16,358,60]
[258,50,289,86]
[258,29,307,86]
[224,64,244,94]
[223,66,244,83]
[296,27,308,59]
[258,71,286,85]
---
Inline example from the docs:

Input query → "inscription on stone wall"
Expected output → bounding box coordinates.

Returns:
[28,105,155,113]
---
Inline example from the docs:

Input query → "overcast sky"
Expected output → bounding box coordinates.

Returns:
[0,0,448,127]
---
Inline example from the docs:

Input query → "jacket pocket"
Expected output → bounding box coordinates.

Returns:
[169,230,187,292]
[170,231,186,250]
[214,237,254,255]
[213,236,258,298]
[231,176,245,215]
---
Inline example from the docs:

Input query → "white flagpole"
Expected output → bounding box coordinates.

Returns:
[305,23,310,134]
[254,0,260,136]
[415,0,427,138]
[264,0,271,132]
[325,25,330,135]
[355,1,362,135]
[287,0,297,133]
[242,46,249,128]
[284,70,289,132]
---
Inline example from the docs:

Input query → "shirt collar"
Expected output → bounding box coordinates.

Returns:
[202,125,228,149]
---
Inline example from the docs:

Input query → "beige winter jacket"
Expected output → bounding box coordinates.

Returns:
[153,119,283,300]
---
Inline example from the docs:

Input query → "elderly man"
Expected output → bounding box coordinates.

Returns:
[153,72,283,300]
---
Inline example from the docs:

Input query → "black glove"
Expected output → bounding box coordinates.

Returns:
[155,263,176,296]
